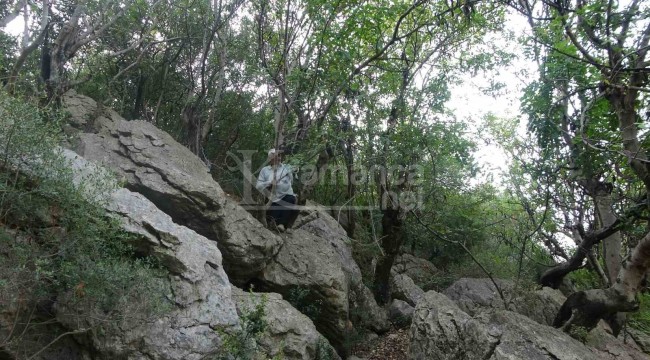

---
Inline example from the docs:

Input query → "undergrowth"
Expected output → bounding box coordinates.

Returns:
[629,293,650,335]
[0,91,170,356]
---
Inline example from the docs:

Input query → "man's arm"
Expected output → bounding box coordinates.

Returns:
[256,167,271,191]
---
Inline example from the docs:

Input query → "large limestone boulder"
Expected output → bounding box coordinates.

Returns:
[511,286,566,326]
[391,273,425,307]
[443,278,513,315]
[260,229,350,353]
[393,254,439,291]
[297,204,389,335]
[443,278,568,327]
[297,201,362,286]
[348,283,390,334]
[231,287,340,360]
[409,291,481,359]
[63,91,282,284]
[409,291,647,360]
[389,299,415,327]
[57,150,240,359]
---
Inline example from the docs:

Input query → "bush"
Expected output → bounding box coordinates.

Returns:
[0,91,170,355]
[217,292,268,360]
[286,286,323,322]
[629,293,650,335]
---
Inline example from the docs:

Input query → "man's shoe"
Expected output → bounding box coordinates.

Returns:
[277,224,285,233]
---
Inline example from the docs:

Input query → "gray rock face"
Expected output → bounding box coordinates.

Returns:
[260,229,350,352]
[393,254,439,291]
[297,202,362,286]
[409,291,646,360]
[63,91,282,284]
[443,278,513,315]
[391,273,425,307]
[389,299,415,327]
[444,278,569,327]
[349,284,390,334]
[628,328,650,354]
[231,288,340,360]
[62,89,120,134]
[511,286,566,326]
[297,204,389,334]
[57,151,240,359]
[586,326,647,360]
[409,291,479,360]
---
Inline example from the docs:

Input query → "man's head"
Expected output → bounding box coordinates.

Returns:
[268,148,282,165]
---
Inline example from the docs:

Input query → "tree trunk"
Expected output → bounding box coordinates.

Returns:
[554,231,650,336]
[181,103,202,155]
[130,73,146,120]
[343,117,356,238]
[609,87,650,192]
[373,206,403,305]
[593,191,622,284]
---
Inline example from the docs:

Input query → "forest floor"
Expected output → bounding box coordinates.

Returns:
[350,327,410,360]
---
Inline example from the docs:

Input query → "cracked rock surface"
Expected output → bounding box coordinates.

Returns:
[409,290,647,360]
[57,150,239,360]
[231,287,340,360]
[443,278,568,327]
[63,91,282,284]
[297,202,389,334]
[392,254,439,291]
[260,229,350,353]
[391,273,425,307]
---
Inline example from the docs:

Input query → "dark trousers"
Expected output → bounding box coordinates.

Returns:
[267,194,297,227]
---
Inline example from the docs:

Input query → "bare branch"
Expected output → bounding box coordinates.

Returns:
[26,329,89,360]
[4,18,48,92]
[411,209,510,310]
[563,25,606,71]
[616,0,642,49]
[67,3,130,58]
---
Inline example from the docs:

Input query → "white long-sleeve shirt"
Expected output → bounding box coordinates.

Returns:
[256,163,295,203]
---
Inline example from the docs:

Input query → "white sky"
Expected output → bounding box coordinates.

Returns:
[448,16,534,188]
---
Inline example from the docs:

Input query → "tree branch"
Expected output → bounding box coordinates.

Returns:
[26,328,89,360]
[540,196,647,288]
[411,209,510,310]
[4,15,48,92]
[0,0,26,28]
[539,221,621,288]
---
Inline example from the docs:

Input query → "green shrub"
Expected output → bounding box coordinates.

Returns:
[0,91,170,354]
[629,293,650,335]
[568,325,589,343]
[566,267,601,292]
[316,338,337,360]
[218,292,268,360]
[286,286,323,322]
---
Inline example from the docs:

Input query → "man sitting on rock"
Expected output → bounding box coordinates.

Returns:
[256,148,297,233]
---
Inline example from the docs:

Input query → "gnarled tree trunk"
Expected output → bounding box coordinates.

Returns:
[554,231,650,335]
[593,189,622,284]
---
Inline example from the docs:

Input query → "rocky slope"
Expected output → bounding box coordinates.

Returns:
[2,91,648,360]
[60,90,385,357]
